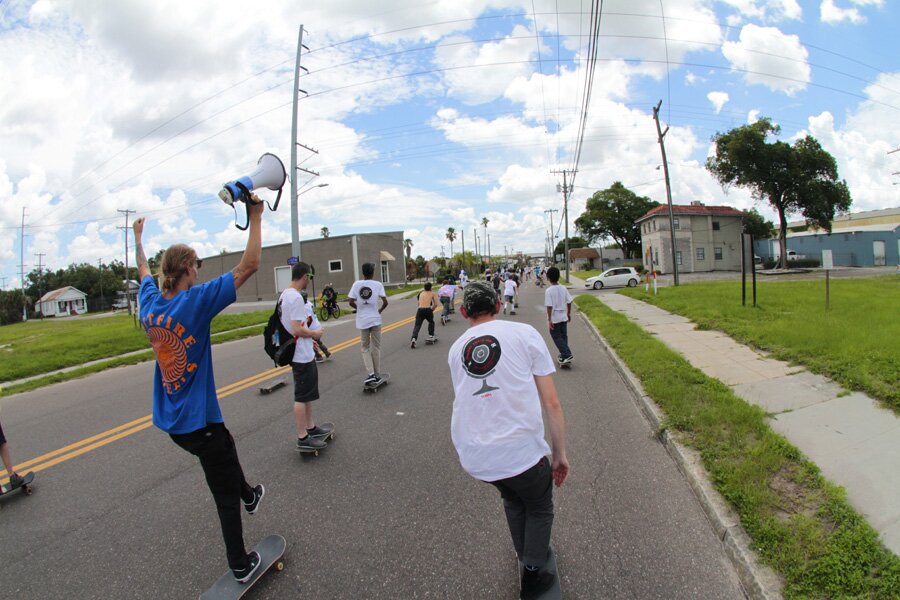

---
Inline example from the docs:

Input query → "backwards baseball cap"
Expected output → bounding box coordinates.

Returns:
[462,280,498,315]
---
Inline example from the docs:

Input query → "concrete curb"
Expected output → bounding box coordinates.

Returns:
[575,304,784,600]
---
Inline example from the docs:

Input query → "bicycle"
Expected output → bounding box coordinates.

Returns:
[317,300,340,321]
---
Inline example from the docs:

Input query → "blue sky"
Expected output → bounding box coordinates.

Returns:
[1,0,898,289]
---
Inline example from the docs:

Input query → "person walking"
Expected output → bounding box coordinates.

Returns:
[280,263,334,452]
[133,207,265,583]
[348,263,388,387]
[502,273,518,315]
[544,267,573,366]
[410,282,439,348]
[448,281,569,600]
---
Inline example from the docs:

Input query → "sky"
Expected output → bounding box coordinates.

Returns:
[1,0,898,288]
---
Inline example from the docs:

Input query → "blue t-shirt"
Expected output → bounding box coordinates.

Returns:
[138,273,237,434]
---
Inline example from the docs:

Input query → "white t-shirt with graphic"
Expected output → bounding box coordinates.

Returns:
[279,287,315,364]
[448,319,555,482]
[503,279,518,298]
[348,279,386,329]
[544,284,573,324]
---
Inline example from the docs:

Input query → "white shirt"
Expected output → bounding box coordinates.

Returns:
[348,279,386,329]
[279,287,315,364]
[448,319,555,482]
[503,279,518,297]
[544,284,573,324]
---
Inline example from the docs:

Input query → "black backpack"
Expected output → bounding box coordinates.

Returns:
[263,299,296,367]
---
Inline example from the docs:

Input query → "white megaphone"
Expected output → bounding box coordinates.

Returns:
[219,153,287,229]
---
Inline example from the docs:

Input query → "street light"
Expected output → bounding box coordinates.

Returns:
[292,183,329,260]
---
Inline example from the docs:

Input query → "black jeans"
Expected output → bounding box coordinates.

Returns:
[412,307,435,339]
[549,321,572,359]
[170,423,254,569]
[489,456,554,568]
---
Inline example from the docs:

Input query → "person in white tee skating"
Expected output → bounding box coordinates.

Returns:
[448,281,569,600]
[348,263,389,387]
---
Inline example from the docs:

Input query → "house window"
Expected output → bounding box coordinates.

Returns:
[696,247,705,260]
[676,251,682,265]
[673,217,680,230]
[381,260,389,282]
[654,251,659,264]
[714,247,723,260]
[712,221,720,231]
[653,220,657,231]
[328,260,343,273]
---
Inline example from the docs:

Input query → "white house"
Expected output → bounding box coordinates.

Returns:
[37,286,88,317]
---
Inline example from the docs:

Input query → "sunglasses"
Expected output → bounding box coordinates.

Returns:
[195,259,203,269]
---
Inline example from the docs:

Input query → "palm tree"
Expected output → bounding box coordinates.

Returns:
[403,238,413,260]
[481,217,489,265]
[445,227,457,262]
[320,226,330,238]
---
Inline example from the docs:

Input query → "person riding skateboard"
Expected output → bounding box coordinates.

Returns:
[437,279,456,325]
[544,267,573,366]
[448,281,569,600]
[0,419,25,488]
[280,263,333,452]
[410,282,439,348]
[133,207,265,584]
[348,263,388,387]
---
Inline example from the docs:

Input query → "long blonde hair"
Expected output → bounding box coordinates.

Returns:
[160,244,196,293]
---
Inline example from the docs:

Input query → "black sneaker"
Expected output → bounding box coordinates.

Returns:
[307,423,334,440]
[410,338,417,348]
[296,436,327,451]
[243,484,265,515]
[232,551,261,583]
[520,566,555,600]
[364,373,377,385]
[8,473,24,487]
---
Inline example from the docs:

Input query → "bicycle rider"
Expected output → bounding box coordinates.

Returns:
[321,283,338,317]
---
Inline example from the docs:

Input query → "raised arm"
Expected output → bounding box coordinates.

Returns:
[231,195,264,290]
[132,218,151,281]
[534,374,569,487]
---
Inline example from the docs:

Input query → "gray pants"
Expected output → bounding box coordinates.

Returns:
[489,456,554,568]
[359,325,382,375]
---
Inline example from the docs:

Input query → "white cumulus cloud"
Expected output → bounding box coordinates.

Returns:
[707,91,730,114]
[722,24,810,95]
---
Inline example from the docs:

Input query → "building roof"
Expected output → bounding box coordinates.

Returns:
[788,223,900,237]
[569,247,600,260]
[38,286,87,302]
[636,204,746,222]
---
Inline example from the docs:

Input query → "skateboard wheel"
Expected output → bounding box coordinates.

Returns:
[276,562,284,571]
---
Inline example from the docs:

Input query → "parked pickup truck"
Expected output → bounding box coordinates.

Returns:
[786,250,807,260]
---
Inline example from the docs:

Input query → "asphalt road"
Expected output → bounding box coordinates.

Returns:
[0,281,746,599]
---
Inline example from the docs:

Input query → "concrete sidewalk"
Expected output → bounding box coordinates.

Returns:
[567,274,900,556]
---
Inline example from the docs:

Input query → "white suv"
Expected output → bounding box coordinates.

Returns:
[584,267,640,289]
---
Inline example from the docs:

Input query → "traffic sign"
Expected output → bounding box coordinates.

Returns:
[287,256,299,265]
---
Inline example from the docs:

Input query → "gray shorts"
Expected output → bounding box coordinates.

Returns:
[291,360,320,403]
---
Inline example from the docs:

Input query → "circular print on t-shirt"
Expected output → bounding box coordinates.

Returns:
[462,334,501,395]
[359,286,373,303]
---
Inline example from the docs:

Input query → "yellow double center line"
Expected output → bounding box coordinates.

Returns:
[1,303,446,485]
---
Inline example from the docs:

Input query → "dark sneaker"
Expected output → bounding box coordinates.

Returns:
[307,423,334,440]
[427,336,436,343]
[315,355,326,363]
[8,473,24,487]
[561,356,573,364]
[243,484,265,515]
[323,350,332,358]
[520,566,555,600]
[440,316,446,325]
[296,436,327,451]
[364,373,377,385]
[369,375,385,387]
[410,338,417,348]
[232,551,261,583]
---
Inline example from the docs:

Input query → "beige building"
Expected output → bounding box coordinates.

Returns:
[197,231,405,302]
[637,203,746,274]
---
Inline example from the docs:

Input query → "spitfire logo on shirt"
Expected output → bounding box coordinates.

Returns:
[359,286,373,303]
[462,334,501,396]
[141,313,198,393]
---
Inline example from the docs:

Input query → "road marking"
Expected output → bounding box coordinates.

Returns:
[0,304,445,485]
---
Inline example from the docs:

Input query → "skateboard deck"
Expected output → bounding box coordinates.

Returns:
[200,534,286,600]
[363,373,390,394]
[309,421,335,442]
[425,338,438,345]
[517,547,562,600]
[0,471,34,497]
[558,360,572,370]
[259,378,287,395]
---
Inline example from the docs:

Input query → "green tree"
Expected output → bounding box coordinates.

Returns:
[414,255,427,278]
[574,182,660,259]
[0,289,26,325]
[452,251,479,275]
[553,236,588,259]
[321,226,330,239]
[445,227,457,262]
[403,238,413,260]
[706,117,851,268]
[743,208,775,240]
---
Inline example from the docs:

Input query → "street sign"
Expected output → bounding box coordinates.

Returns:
[822,249,833,270]
[287,256,299,265]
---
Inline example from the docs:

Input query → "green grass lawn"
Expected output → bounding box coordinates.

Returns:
[620,275,900,413]
[575,295,900,598]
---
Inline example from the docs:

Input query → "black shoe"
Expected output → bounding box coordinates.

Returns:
[8,473,24,487]
[410,338,416,348]
[520,566,555,600]
[364,373,377,385]
[297,436,327,451]
[307,423,334,440]
[243,484,265,515]
[232,551,261,583]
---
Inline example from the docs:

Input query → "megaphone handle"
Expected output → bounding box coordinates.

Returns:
[232,204,249,231]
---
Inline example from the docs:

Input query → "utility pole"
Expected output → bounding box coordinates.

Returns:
[34,253,46,318]
[544,208,559,263]
[291,24,314,261]
[550,171,572,281]
[461,229,465,259]
[98,258,105,310]
[653,100,679,286]
[118,209,135,316]
[20,207,28,321]
[0,276,7,290]
[487,234,491,266]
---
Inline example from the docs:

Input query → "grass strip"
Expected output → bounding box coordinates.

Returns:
[620,276,899,414]
[575,294,900,599]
